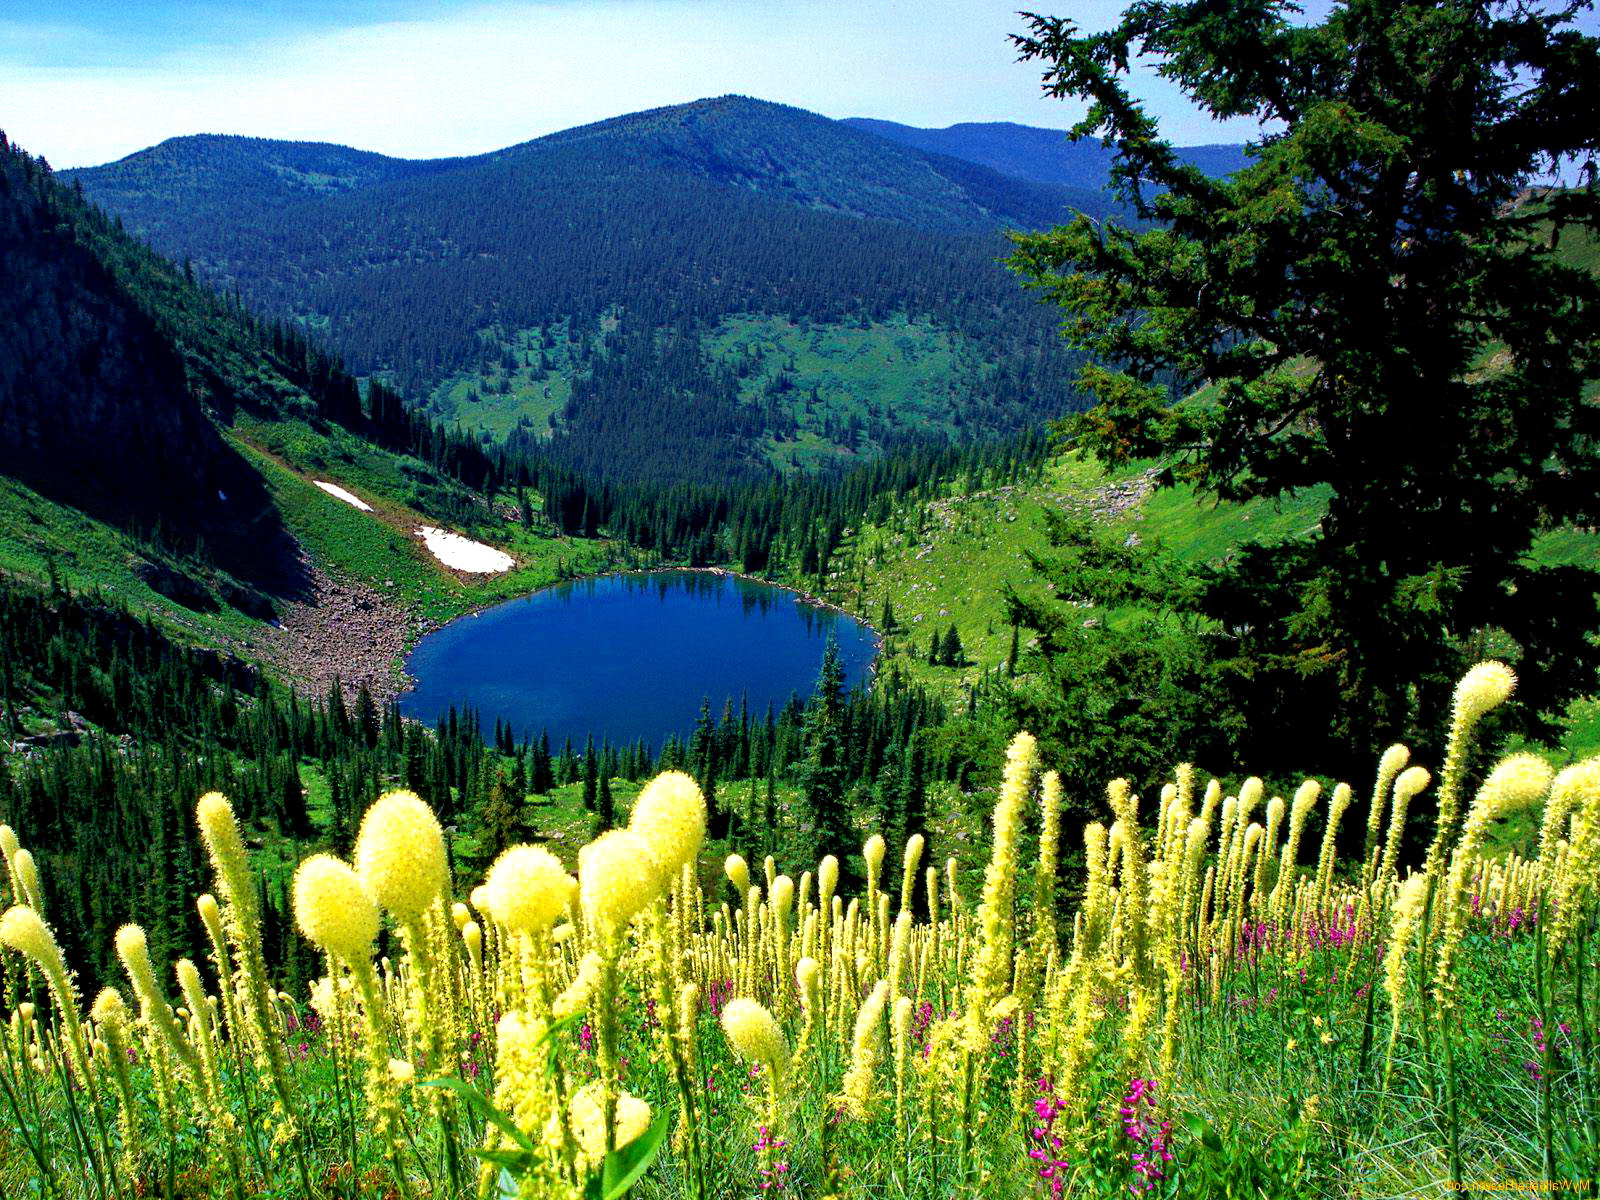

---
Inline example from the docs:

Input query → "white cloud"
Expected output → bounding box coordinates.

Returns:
[0,0,1251,167]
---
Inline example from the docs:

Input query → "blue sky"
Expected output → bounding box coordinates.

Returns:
[0,0,1278,167]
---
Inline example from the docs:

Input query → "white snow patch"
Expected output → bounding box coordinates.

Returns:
[314,481,373,512]
[417,526,514,574]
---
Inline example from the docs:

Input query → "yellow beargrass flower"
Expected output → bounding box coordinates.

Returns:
[818,855,839,906]
[0,906,63,979]
[1457,660,1518,723]
[1551,759,1600,946]
[293,855,379,964]
[1434,753,1554,1008]
[0,904,101,1092]
[485,845,571,934]
[582,829,664,935]
[553,952,604,1018]
[900,834,925,915]
[865,834,887,879]
[568,1082,652,1167]
[1426,662,1516,876]
[893,994,913,1144]
[12,851,42,913]
[630,770,707,877]
[839,979,890,1119]
[91,987,140,1170]
[1383,874,1430,1079]
[1541,759,1600,880]
[725,854,751,898]
[353,791,448,922]
[1314,783,1354,909]
[115,923,195,1072]
[721,997,788,1076]
[963,731,1037,1059]
[797,956,821,1015]
[1363,745,1410,888]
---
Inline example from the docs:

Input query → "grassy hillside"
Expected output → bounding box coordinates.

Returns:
[790,450,1600,701]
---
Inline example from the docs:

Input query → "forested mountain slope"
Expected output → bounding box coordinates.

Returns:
[0,132,622,685]
[65,97,1122,479]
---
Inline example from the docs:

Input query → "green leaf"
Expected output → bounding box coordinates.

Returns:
[1182,1113,1223,1153]
[600,1111,670,1199]
[420,1076,537,1153]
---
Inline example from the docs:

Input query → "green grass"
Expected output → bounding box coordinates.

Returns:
[0,475,271,652]
[705,313,972,468]
[421,321,586,443]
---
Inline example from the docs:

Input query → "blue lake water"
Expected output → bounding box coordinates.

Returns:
[398,570,879,748]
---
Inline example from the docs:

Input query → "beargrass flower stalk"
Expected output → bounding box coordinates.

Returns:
[1433,754,1553,1011]
[631,770,707,878]
[581,826,665,1155]
[1425,661,1516,878]
[353,789,472,1192]
[888,910,913,1007]
[963,733,1037,1049]
[175,958,247,1197]
[1253,796,1285,916]
[292,853,418,1196]
[1216,796,1239,907]
[1271,781,1321,927]
[1362,745,1411,891]
[12,851,42,914]
[1550,761,1600,947]
[195,792,312,1195]
[720,996,787,1182]
[890,994,914,1149]
[1031,771,1064,967]
[772,875,796,1016]
[1109,779,1153,984]
[1378,767,1432,890]
[954,731,1037,1173]
[91,988,140,1176]
[195,895,246,1054]
[114,923,195,1075]
[489,1012,577,1191]
[838,979,889,1121]
[1314,783,1354,912]
[0,826,19,894]
[899,834,925,917]
[945,852,963,915]
[1541,759,1600,903]
[0,908,89,1084]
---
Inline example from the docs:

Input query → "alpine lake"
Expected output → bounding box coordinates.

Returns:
[398,570,880,748]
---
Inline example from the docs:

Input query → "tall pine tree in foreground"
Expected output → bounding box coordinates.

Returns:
[1010,0,1600,774]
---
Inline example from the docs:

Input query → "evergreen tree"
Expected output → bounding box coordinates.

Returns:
[597,771,615,833]
[1010,1,1600,772]
[581,736,598,814]
[799,640,850,873]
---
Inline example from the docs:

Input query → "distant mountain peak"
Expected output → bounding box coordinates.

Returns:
[841,116,1248,190]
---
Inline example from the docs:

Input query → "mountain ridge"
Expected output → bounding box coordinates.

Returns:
[842,115,1250,190]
